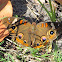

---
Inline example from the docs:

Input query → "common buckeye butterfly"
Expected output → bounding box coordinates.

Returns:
[1,17,62,51]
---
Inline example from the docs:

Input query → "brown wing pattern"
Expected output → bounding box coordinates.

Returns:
[1,17,62,50]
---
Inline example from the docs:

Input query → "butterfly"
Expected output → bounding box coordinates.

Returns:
[1,17,62,52]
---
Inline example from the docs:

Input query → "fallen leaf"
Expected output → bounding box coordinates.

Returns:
[0,0,13,18]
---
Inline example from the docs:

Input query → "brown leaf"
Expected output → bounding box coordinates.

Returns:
[0,0,13,18]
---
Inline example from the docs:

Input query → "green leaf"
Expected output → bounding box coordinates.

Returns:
[0,40,4,45]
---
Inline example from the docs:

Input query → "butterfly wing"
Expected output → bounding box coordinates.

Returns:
[16,22,32,47]
[32,22,57,49]
[1,17,35,47]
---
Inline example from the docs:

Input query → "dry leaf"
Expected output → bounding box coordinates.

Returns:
[0,0,13,18]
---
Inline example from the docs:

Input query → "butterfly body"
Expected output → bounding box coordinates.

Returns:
[1,17,62,51]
